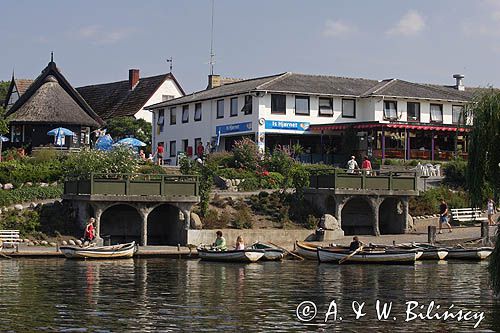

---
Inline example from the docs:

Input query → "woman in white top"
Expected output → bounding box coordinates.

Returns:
[487,198,496,226]
[235,236,245,250]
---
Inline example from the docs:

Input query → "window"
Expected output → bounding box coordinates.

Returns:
[162,95,174,101]
[319,98,333,116]
[452,105,464,124]
[230,97,238,117]
[182,139,189,152]
[271,94,286,114]
[430,104,443,123]
[182,105,189,123]
[217,99,224,118]
[80,127,90,145]
[170,107,176,125]
[384,101,398,120]
[407,102,420,122]
[169,141,176,157]
[158,109,165,132]
[241,95,252,115]
[342,99,355,118]
[11,125,23,143]
[194,103,202,121]
[295,96,310,115]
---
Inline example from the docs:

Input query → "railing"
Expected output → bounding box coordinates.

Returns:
[64,173,199,197]
[308,168,417,191]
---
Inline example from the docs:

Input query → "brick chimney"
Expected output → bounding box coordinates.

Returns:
[129,69,140,90]
[207,74,221,89]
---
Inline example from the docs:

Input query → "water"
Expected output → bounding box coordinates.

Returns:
[1,258,499,332]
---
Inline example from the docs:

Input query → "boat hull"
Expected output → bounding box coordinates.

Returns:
[318,248,419,264]
[60,242,136,259]
[418,249,448,260]
[446,248,493,260]
[197,249,265,262]
[251,242,284,261]
[295,241,318,260]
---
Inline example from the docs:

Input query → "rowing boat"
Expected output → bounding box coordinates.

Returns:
[417,248,448,260]
[445,247,493,260]
[60,241,136,259]
[250,242,284,261]
[197,247,265,262]
[317,247,420,264]
[295,241,319,260]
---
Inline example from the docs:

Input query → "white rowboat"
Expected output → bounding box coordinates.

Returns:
[250,242,284,261]
[317,247,420,264]
[295,241,320,260]
[197,248,265,262]
[60,242,136,259]
[445,247,493,260]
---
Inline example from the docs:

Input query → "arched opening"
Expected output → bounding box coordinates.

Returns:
[100,204,142,244]
[379,198,405,234]
[147,204,185,246]
[341,197,374,235]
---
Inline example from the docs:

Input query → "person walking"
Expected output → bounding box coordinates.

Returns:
[347,156,359,174]
[83,217,96,245]
[155,143,165,165]
[487,198,496,226]
[361,156,372,175]
[438,199,452,234]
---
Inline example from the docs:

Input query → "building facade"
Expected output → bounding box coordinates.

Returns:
[147,72,477,165]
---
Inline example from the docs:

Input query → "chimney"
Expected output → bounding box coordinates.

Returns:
[453,74,465,91]
[129,69,140,90]
[207,74,221,89]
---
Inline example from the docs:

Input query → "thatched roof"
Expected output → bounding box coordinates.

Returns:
[5,61,103,127]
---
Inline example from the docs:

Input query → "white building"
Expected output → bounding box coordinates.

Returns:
[146,72,477,165]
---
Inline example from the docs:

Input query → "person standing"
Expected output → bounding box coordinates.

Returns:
[438,199,452,233]
[487,198,497,226]
[197,141,205,159]
[156,143,165,165]
[347,156,359,174]
[83,218,96,245]
[361,156,372,175]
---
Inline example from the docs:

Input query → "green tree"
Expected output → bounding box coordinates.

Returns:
[0,80,9,104]
[105,116,152,147]
[465,89,500,207]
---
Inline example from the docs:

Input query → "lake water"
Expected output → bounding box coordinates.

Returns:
[1,258,499,332]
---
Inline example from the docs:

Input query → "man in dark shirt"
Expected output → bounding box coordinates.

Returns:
[438,199,452,233]
[349,236,363,251]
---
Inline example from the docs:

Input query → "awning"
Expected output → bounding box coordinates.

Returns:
[310,124,349,131]
[354,123,470,132]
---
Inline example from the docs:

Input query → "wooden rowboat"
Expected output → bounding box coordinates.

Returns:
[197,248,265,262]
[317,247,420,264]
[295,241,320,260]
[250,242,284,261]
[417,248,448,260]
[445,247,493,260]
[60,241,136,259]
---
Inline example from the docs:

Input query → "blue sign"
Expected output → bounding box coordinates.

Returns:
[216,122,253,135]
[265,120,310,131]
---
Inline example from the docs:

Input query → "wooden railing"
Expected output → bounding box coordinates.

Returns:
[64,173,199,197]
[308,168,417,191]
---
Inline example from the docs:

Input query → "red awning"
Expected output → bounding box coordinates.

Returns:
[310,124,349,131]
[354,123,470,132]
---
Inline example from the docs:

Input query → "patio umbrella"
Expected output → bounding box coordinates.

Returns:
[116,137,146,147]
[47,127,76,146]
[0,135,8,162]
[95,134,114,151]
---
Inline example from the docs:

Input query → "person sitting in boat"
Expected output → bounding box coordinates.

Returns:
[83,217,96,245]
[349,236,363,251]
[235,236,245,250]
[213,231,227,251]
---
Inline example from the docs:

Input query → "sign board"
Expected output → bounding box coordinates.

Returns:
[215,122,253,135]
[264,120,310,131]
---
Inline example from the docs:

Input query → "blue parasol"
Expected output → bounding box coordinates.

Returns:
[116,137,146,147]
[95,134,114,151]
[47,127,76,146]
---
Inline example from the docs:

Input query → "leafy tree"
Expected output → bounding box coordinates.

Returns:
[105,116,152,147]
[0,80,9,104]
[465,89,500,207]
[0,106,8,135]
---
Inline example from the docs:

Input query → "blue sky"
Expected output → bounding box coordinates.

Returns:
[2,0,500,92]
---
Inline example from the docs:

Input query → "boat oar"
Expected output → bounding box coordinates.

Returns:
[0,252,12,259]
[268,241,304,261]
[339,246,364,264]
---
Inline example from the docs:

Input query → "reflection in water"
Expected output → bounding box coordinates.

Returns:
[0,258,498,332]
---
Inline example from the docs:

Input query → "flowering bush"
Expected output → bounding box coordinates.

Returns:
[232,137,262,170]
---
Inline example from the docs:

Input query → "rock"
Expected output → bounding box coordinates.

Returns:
[319,214,341,231]
[50,181,58,187]
[75,239,82,246]
[39,183,49,187]
[29,202,37,209]
[234,179,241,186]
[61,240,68,245]
[23,239,30,243]
[0,209,2,215]
[3,208,7,213]
[3,183,14,190]
[33,240,39,245]
[14,204,24,211]
[190,212,203,229]
[40,240,48,246]
[49,242,57,247]
[28,242,35,246]
[407,214,416,231]
[25,182,33,187]
[68,239,76,246]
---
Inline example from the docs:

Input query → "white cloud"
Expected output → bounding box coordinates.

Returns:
[72,25,134,45]
[323,20,355,37]
[387,10,425,36]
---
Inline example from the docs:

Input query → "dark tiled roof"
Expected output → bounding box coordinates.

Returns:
[77,73,181,119]
[6,61,103,127]
[15,79,34,95]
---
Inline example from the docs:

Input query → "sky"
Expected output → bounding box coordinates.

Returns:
[2,0,500,93]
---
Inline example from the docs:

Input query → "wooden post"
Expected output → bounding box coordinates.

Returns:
[428,226,436,245]
[481,221,489,245]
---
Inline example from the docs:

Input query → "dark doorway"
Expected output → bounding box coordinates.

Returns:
[147,204,185,245]
[341,198,374,235]
[100,204,141,244]
[379,198,405,234]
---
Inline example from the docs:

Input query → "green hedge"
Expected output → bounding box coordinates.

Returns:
[409,186,468,216]
[0,185,63,207]
[0,160,64,186]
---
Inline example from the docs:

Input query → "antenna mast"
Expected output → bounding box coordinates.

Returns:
[167,57,173,72]
[209,0,215,75]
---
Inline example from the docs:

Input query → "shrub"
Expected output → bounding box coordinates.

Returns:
[238,176,261,191]
[201,209,226,229]
[0,160,64,186]
[38,201,80,236]
[306,214,318,230]
[136,163,167,175]
[31,148,60,163]
[206,152,234,169]
[232,137,261,170]
[443,159,467,188]
[409,186,469,216]
[0,185,63,207]
[0,210,40,237]
[211,194,227,208]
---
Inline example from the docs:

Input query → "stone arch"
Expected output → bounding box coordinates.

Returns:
[379,197,405,234]
[340,197,374,235]
[147,204,185,245]
[100,204,142,244]
[325,195,337,215]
